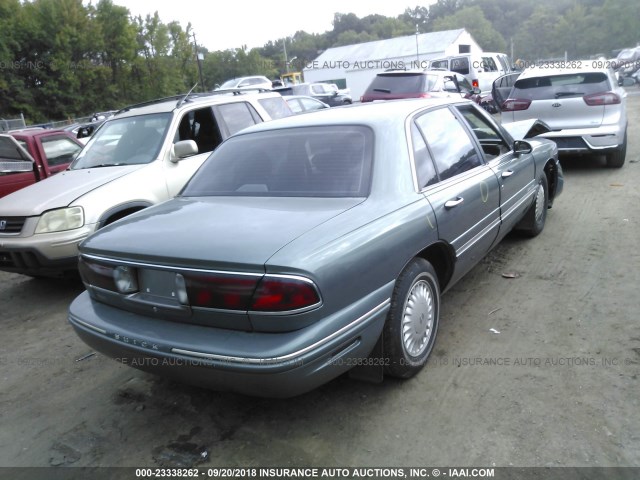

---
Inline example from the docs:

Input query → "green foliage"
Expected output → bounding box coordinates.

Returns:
[1,0,639,123]
[433,5,507,52]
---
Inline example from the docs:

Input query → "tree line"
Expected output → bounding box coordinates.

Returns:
[0,0,638,123]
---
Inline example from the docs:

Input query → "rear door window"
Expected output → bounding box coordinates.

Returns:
[216,102,262,136]
[414,107,482,181]
[410,123,438,189]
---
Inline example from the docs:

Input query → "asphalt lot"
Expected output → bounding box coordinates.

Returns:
[0,93,639,470]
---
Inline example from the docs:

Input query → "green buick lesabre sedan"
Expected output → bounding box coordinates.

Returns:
[69,98,563,397]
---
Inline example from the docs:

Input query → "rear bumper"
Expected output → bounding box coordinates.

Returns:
[68,290,390,397]
[540,124,625,154]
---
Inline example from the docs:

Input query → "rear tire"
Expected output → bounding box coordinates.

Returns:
[606,130,627,168]
[384,258,440,379]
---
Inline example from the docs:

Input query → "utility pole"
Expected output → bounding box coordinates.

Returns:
[415,24,420,66]
[193,32,206,92]
[283,37,289,73]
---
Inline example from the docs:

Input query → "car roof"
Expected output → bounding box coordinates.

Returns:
[377,69,426,76]
[286,95,324,101]
[112,90,282,118]
[237,97,470,134]
[225,75,269,81]
[517,63,611,79]
[8,128,69,138]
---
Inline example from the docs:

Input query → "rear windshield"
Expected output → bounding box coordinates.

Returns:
[366,74,432,94]
[512,72,610,100]
[449,57,470,75]
[258,97,293,119]
[183,126,373,198]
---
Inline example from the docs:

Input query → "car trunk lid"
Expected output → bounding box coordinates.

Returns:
[81,196,365,270]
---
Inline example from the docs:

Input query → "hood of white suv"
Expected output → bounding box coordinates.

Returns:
[0,165,144,216]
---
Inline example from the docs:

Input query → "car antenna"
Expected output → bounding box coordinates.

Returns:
[176,83,199,108]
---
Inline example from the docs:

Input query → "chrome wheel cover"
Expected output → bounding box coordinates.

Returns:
[401,278,435,357]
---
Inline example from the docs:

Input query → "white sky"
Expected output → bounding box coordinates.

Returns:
[111,0,428,51]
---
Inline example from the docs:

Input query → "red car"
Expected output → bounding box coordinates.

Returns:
[0,129,84,197]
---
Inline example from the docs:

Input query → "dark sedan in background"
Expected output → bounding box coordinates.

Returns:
[69,99,563,397]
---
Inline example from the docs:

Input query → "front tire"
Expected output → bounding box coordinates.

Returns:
[384,258,440,378]
[518,174,548,237]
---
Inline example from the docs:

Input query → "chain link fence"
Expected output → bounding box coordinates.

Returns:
[0,115,26,132]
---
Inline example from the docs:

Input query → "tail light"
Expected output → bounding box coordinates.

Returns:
[179,271,259,310]
[80,256,139,294]
[583,92,621,106]
[180,272,321,313]
[250,276,321,312]
[79,256,120,291]
[472,79,479,88]
[418,93,432,99]
[502,98,531,111]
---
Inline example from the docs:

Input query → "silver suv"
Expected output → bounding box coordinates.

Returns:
[494,64,627,168]
[0,90,291,277]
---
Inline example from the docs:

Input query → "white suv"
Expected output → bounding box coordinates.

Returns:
[216,76,272,91]
[0,90,291,277]
[430,52,514,93]
[495,64,627,168]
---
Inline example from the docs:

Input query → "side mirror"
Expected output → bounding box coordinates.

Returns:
[513,140,532,155]
[171,140,198,162]
[620,77,636,87]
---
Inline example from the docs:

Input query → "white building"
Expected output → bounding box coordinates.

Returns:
[303,28,482,100]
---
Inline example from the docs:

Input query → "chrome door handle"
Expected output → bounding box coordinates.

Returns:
[501,170,514,178]
[445,197,464,208]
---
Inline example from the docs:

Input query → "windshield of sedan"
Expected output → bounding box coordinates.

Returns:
[70,113,170,170]
[182,126,373,198]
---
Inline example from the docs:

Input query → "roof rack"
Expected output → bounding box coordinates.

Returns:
[115,88,275,115]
